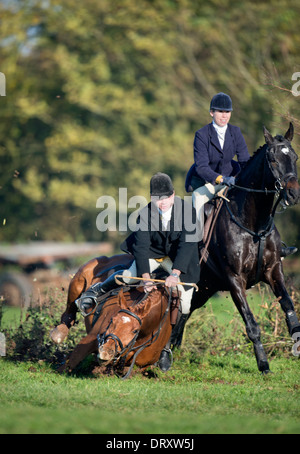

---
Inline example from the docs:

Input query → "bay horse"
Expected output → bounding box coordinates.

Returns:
[97,286,172,378]
[52,261,172,377]
[182,123,300,373]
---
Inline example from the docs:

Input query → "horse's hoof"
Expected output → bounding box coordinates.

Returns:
[261,369,272,375]
[50,324,69,344]
[57,364,69,374]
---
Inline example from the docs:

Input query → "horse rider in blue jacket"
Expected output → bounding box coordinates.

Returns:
[185,92,250,242]
[185,92,297,258]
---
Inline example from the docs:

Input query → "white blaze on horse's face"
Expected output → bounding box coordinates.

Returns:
[121,316,131,324]
[281,147,290,155]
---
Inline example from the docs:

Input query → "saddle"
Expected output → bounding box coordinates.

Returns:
[94,261,134,279]
[92,265,180,327]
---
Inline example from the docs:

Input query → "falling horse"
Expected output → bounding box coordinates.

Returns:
[182,123,300,373]
[53,267,172,377]
[50,253,134,345]
[97,286,172,378]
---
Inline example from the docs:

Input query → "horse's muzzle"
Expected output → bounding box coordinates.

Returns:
[284,177,300,206]
[98,344,115,362]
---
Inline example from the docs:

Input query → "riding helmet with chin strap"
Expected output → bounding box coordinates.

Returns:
[210,92,233,112]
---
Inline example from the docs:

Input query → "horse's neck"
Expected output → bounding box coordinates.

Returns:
[234,150,275,229]
[238,146,271,190]
[137,294,168,338]
[245,192,275,232]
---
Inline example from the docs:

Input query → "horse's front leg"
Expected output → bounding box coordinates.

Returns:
[266,262,300,353]
[229,276,270,374]
[51,274,91,344]
[58,334,98,373]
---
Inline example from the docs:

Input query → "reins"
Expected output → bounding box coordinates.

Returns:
[232,184,277,194]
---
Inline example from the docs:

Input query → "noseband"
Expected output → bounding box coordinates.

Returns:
[274,172,298,209]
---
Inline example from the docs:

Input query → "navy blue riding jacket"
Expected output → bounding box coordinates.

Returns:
[185,123,250,191]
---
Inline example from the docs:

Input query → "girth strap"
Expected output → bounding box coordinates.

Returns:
[255,236,267,284]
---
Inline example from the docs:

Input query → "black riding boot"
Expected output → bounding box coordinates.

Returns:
[158,344,173,372]
[75,271,124,315]
[170,313,189,348]
[158,312,189,372]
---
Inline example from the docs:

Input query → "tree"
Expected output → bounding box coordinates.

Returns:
[0,0,299,247]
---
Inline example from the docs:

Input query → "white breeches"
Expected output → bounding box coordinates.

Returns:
[122,257,194,314]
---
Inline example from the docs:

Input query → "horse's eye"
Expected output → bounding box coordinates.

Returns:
[133,329,139,334]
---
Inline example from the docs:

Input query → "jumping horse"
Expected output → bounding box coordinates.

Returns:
[185,123,300,373]
[51,124,300,375]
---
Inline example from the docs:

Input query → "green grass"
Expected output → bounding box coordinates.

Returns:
[0,284,299,434]
[0,306,24,329]
[0,354,299,434]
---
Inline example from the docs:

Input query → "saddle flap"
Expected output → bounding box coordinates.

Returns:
[203,201,216,244]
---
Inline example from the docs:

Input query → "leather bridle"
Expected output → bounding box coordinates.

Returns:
[223,142,298,283]
[98,308,142,361]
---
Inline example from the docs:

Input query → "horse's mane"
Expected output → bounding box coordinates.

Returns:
[240,134,288,174]
[243,143,267,168]
[236,143,267,184]
[130,288,166,319]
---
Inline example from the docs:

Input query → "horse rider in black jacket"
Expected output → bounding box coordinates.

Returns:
[77,173,200,371]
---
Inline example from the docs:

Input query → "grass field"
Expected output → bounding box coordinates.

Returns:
[0,285,299,435]
[0,354,299,434]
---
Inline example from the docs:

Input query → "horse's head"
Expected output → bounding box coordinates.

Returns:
[264,122,300,206]
[97,286,172,367]
[97,289,145,363]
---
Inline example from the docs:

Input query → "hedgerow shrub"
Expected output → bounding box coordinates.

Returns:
[1,284,298,365]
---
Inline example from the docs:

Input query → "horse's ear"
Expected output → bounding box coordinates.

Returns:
[118,289,128,309]
[263,126,274,145]
[284,122,294,142]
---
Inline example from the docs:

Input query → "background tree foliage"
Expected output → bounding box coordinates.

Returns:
[0,0,300,248]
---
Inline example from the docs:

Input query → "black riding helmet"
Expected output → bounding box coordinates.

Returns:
[150,172,174,199]
[210,92,233,112]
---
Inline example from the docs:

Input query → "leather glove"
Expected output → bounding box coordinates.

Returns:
[222,176,235,187]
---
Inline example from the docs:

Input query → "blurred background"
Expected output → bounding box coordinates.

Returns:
[0,0,300,305]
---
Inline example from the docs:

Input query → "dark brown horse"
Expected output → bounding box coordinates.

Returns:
[181,123,300,373]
